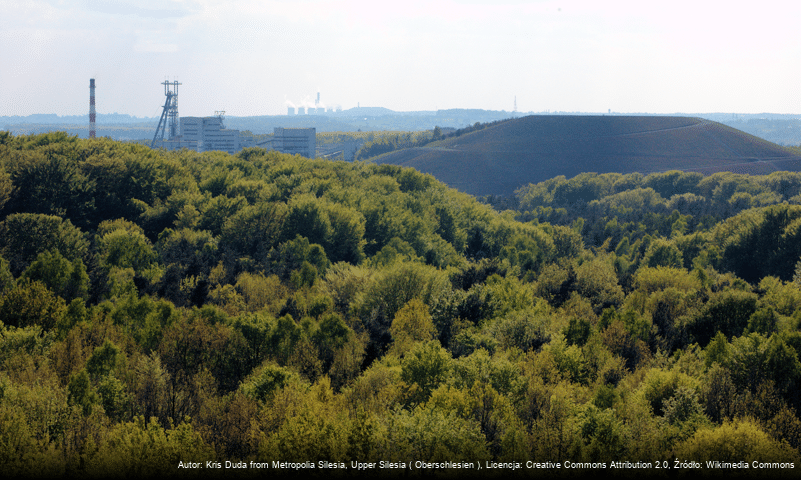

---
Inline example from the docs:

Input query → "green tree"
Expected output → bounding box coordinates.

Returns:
[67,369,97,415]
[21,250,89,302]
[325,203,366,264]
[389,298,436,356]
[689,290,758,346]
[86,339,121,379]
[313,312,353,371]
[6,150,96,227]
[221,201,287,264]
[642,238,684,268]
[765,336,801,396]
[400,340,452,407]
[0,213,88,276]
[282,195,331,246]
[97,221,158,273]
[0,281,67,330]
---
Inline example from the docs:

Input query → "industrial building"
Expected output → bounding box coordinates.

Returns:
[149,81,255,154]
[272,127,316,158]
[144,81,324,157]
[179,115,255,154]
[152,113,255,154]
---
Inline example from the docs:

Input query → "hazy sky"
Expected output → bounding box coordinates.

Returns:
[2,0,800,117]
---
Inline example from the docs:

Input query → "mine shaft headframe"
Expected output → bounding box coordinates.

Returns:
[163,80,181,97]
[151,79,182,148]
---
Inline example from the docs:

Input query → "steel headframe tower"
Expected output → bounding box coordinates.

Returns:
[151,80,181,148]
[89,79,96,138]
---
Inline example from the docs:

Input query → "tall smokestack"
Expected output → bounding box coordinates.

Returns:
[89,79,96,138]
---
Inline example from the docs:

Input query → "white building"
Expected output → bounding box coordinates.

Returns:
[272,127,316,158]
[180,116,255,154]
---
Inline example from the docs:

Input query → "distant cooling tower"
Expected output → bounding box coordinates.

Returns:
[288,107,296,115]
[298,107,306,115]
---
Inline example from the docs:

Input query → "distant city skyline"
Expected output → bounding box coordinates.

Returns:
[2,0,800,118]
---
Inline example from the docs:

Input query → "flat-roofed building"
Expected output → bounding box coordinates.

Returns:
[273,127,316,158]
[179,116,255,154]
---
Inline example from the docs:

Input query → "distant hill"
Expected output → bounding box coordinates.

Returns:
[3,109,516,137]
[371,115,801,197]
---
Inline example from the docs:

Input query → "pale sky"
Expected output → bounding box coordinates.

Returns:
[2,0,800,117]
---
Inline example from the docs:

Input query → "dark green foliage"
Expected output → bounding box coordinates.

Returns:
[488,310,551,352]
[765,336,801,396]
[662,385,705,426]
[313,312,352,371]
[273,235,329,281]
[5,150,96,227]
[577,404,626,459]
[282,195,331,246]
[642,171,703,198]
[220,201,287,263]
[705,331,730,367]
[325,203,366,264]
[86,339,120,379]
[156,228,218,306]
[717,204,801,282]
[747,307,779,335]
[197,194,248,236]
[229,312,272,371]
[110,293,179,352]
[268,314,303,365]
[593,384,618,409]
[159,312,249,393]
[96,375,129,422]
[0,213,88,275]
[0,256,12,295]
[565,317,591,346]
[690,290,758,346]
[242,363,294,402]
[68,369,97,416]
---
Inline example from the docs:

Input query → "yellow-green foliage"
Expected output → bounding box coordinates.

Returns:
[4,133,801,474]
[633,266,701,294]
[85,417,214,477]
[389,298,436,356]
[674,419,799,463]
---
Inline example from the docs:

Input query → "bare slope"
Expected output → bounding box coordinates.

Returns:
[372,115,801,196]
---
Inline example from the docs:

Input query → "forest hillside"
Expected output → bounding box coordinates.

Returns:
[1,131,801,477]
[372,116,801,196]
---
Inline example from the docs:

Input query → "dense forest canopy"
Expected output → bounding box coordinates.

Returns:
[1,130,801,477]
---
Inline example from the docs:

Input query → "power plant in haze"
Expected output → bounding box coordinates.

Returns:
[285,92,341,116]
